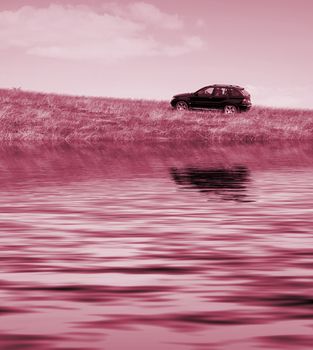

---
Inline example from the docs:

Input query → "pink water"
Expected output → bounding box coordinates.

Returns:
[0,143,313,350]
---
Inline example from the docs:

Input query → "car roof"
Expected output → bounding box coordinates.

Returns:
[211,84,244,89]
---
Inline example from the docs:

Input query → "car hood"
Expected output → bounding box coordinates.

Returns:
[173,93,193,99]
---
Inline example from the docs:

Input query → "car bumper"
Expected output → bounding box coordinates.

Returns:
[170,99,177,107]
[240,104,252,112]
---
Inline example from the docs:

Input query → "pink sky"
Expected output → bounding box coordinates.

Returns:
[1,0,312,108]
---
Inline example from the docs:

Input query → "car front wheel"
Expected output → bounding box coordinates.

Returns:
[175,101,189,111]
[224,105,238,114]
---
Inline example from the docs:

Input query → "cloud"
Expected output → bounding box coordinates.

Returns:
[128,2,183,29]
[0,3,204,61]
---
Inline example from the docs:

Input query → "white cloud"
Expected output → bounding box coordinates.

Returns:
[101,2,183,30]
[0,3,204,61]
[162,36,204,56]
[195,19,206,28]
[128,2,183,30]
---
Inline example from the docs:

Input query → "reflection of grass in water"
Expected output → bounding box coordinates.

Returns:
[1,142,313,191]
[1,88,313,143]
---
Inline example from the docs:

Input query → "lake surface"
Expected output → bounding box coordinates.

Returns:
[0,142,313,350]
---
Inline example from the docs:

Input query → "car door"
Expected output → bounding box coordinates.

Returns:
[209,87,228,109]
[190,87,214,109]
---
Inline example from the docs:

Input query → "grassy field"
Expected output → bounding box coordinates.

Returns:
[1,88,313,144]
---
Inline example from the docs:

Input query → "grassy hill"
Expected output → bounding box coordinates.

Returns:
[1,88,313,144]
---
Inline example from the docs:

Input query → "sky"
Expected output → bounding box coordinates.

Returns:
[0,0,312,108]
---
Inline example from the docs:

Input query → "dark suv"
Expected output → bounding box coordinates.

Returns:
[170,84,251,113]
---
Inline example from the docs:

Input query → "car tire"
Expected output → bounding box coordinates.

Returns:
[175,101,189,111]
[224,105,238,114]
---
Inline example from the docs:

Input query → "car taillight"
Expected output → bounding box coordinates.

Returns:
[242,97,250,104]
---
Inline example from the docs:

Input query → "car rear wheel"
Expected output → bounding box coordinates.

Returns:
[224,105,238,114]
[175,101,189,111]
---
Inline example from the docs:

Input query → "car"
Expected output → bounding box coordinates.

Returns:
[170,84,252,114]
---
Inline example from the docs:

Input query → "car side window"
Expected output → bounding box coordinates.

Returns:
[205,87,214,95]
[228,88,243,97]
[213,87,227,97]
[198,87,214,96]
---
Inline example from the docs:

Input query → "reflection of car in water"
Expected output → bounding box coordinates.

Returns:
[170,166,251,202]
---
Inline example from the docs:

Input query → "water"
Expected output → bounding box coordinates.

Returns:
[0,142,313,350]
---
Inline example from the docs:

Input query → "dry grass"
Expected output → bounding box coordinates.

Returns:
[1,88,313,144]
